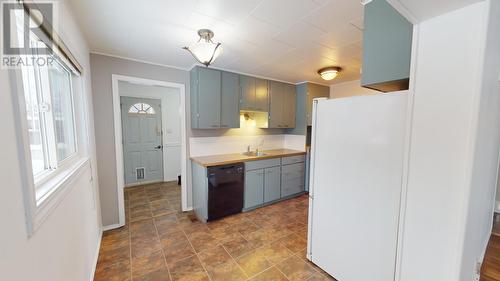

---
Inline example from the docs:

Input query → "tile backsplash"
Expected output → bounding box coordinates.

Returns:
[189,134,305,157]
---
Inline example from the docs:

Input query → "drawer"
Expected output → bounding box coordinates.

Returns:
[282,155,305,165]
[282,162,305,179]
[281,178,305,197]
[245,158,281,171]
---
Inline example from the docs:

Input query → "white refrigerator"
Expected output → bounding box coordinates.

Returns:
[307,93,408,281]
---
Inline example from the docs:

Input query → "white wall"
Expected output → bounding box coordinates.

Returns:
[398,2,497,281]
[458,0,500,280]
[118,82,182,182]
[0,1,101,281]
[330,80,378,98]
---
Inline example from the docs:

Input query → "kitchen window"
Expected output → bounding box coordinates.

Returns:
[21,47,78,202]
[11,5,90,234]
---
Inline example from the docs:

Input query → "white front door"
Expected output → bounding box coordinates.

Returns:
[121,97,163,185]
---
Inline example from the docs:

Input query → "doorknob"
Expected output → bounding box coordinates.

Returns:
[155,145,163,149]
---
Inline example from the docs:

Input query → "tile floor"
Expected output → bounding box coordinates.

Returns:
[94,181,335,281]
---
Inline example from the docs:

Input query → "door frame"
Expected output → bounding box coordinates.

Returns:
[112,74,188,227]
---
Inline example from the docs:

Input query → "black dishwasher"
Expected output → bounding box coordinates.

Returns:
[207,163,244,221]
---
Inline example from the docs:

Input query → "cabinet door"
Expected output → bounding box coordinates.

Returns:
[221,72,240,128]
[264,166,281,203]
[244,169,264,209]
[281,162,305,197]
[307,84,330,126]
[198,68,221,128]
[283,84,296,128]
[240,75,256,111]
[255,78,269,112]
[268,81,284,128]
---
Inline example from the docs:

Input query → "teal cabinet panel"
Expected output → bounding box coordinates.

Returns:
[264,166,281,203]
[221,71,240,128]
[361,0,413,92]
[255,78,269,112]
[269,81,295,128]
[245,158,281,171]
[281,178,305,197]
[269,81,284,128]
[281,162,305,197]
[190,68,199,128]
[287,83,308,135]
[282,155,305,165]
[306,83,330,126]
[283,84,296,128]
[197,68,221,128]
[244,169,264,209]
[240,75,256,111]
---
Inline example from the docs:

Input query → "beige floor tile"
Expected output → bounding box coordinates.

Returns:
[236,249,272,277]
[131,250,166,278]
[168,255,209,281]
[276,255,316,281]
[248,267,288,281]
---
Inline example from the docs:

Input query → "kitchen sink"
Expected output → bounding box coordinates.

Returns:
[241,151,267,157]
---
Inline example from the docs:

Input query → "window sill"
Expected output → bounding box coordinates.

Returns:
[29,157,91,235]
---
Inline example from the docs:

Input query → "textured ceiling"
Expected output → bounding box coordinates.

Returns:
[68,0,366,84]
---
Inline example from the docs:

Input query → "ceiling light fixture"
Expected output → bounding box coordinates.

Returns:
[318,66,342,81]
[183,29,223,67]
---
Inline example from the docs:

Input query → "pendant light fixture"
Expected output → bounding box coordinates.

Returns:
[183,29,223,67]
[318,66,342,81]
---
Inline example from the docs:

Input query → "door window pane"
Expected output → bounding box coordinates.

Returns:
[48,60,76,161]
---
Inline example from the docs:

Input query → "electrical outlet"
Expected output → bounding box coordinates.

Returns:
[474,261,482,281]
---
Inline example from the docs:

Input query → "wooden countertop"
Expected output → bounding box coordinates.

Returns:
[190,149,306,167]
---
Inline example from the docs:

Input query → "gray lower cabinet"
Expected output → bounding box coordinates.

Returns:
[244,156,305,210]
[281,162,305,198]
[244,169,265,210]
[264,166,281,203]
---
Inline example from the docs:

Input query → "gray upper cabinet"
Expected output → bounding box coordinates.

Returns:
[255,78,269,112]
[361,0,413,92]
[240,76,269,112]
[196,67,221,129]
[283,84,296,128]
[269,81,296,128]
[306,83,329,126]
[240,75,256,111]
[191,66,240,129]
[221,72,240,128]
[269,81,284,128]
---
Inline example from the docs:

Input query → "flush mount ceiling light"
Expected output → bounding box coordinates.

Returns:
[318,66,342,81]
[183,29,223,67]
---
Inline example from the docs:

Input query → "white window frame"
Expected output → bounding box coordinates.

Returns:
[10,10,91,236]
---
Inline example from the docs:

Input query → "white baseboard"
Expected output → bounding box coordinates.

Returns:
[89,230,103,281]
[102,223,123,231]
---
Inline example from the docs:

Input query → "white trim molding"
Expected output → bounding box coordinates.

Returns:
[111,74,189,228]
